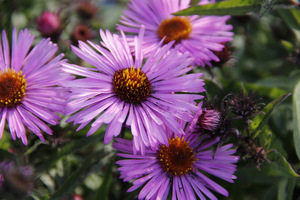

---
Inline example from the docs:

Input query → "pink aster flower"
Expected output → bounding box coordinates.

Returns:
[0,29,68,145]
[62,27,205,154]
[117,0,233,66]
[113,126,239,200]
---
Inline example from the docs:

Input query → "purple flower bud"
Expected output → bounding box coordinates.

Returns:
[37,11,62,40]
[198,109,222,132]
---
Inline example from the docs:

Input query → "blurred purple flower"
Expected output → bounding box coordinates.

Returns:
[113,126,239,199]
[117,0,233,66]
[76,0,98,19]
[0,161,33,199]
[37,11,62,40]
[71,24,94,45]
[62,27,205,154]
[0,29,68,145]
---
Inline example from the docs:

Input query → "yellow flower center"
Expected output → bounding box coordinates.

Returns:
[157,16,192,44]
[158,136,196,176]
[0,69,27,107]
[113,67,151,104]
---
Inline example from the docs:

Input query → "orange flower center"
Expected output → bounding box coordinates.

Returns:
[113,67,151,104]
[158,136,196,176]
[157,16,192,44]
[0,69,27,107]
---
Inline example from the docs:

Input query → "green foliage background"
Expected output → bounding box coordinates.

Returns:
[0,0,300,199]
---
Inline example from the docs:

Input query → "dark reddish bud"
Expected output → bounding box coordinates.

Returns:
[37,11,62,40]
[71,24,94,45]
[227,91,264,119]
[77,1,98,19]
[211,42,232,67]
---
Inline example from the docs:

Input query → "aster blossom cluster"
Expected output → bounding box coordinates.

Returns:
[0,0,246,199]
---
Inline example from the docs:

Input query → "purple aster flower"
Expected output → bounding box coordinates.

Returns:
[113,126,239,199]
[0,28,68,145]
[0,161,33,199]
[62,27,205,154]
[117,0,233,66]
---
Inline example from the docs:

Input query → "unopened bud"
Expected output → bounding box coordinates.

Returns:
[198,109,222,132]
[71,24,94,45]
[77,1,98,19]
[37,11,62,40]
[211,43,232,67]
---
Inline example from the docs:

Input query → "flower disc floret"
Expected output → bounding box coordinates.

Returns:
[157,16,192,44]
[0,69,26,107]
[113,67,151,104]
[158,136,196,176]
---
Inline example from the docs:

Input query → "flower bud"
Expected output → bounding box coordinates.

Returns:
[71,24,94,45]
[211,42,232,67]
[197,109,222,132]
[37,11,62,40]
[76,1,98,19]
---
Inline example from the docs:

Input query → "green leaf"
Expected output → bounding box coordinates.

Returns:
[259,0,277,18]
[278,9,300,30]
[277,178,296,200]
[93,161,113,200]
[277,9,300,40]
[174,0,261,16]
[217,79,289,100]
[264,150,300,178]
[36,134,103,174]
[0,149,14,161]
[250,93,292,139]
[48,149,111,200]
[242,82,288,100]
[293,80,300,160]
[24,140,45,156]
[278,178,288,200]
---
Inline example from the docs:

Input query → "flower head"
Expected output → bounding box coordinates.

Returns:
[227,91,264,119]
[62,27,205,154]
[113,127,239,199]
[37,11,62,40]
[117,0,233,66]
[0,29,68,145]
[71,24,94,45]
[76,1,98,19]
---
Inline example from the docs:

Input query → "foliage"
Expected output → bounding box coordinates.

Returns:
[0,0,300,199]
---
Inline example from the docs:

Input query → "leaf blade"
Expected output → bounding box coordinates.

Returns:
[174,0,261,16]
[293,80,300,160]
[264,150,299,178]
[250,93,292,139]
